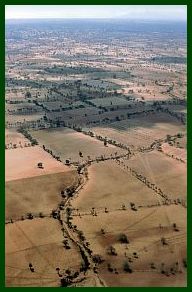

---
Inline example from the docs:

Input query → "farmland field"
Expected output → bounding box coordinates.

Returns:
[30,128,126,163]
[6,146,70,181]
[6,218,82,287]
[5,16,187,287]
[87,96,131,108]
[5,128,31,147]
[123,150,186,200]
[72,205,186,287]
[6,170,78,220]
[161,143,187,162]
[6,113,44,125]
[90,112,186,149]
[72,160,160,213]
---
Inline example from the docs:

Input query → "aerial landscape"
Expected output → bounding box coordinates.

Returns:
[5,5,187,287]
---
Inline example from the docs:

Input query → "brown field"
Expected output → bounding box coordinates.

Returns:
[161,143,187,162]
[30,128,126,163]
[5,19,187,287]
[5,128,31,147]
[38,100,86,111]
[124,150,186,200]
[6,113,44,124]
[6,218,82,287]
[6,102,41,112]
[72,205,186,287]
[87,96,131,108]
[90,112,185,149]
[6,170,78,220]
[72,160,160,213]
[5,146,70,182]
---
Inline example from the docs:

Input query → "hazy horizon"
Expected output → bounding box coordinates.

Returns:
[5,5,187,21]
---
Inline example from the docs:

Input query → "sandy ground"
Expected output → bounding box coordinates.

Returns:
[6,170,78,220]
[5,146,70,182]
[6,218,82,287]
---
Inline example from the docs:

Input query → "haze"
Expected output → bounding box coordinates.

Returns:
[5,5,187,21]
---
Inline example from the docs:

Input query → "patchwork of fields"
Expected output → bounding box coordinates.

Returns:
[5,18,187,287]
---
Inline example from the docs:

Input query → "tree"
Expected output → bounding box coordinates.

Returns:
[123,261,133,273]
[37,162,43,169]
[183,258,187,268]
[51,209,58,219]
[92,254,104,264]
[60,277,71,287]
[121,204,126,210]
[161,237,168,245]
[101,228,105,235]
[107,263,113,272]
[107,245,117,256]
[161,263,165,274]
[118,234,129,244]
[130,202,137,211]
[27,213,33,220]
[173,223,179,232]
[29,263,34,272]
[25,91,31,99]
[150,263,156,269]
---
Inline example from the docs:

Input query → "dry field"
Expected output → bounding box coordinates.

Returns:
[6,102,41,113]
[124,150,186,200]
[6,113,44,125]
[81,79,117,89]
[5,128,31,147]
[90,112,185,149]
[6,218,82,287]
[161,143,187,162]
[161,105,186,114]
[5,145,70,182]
[72,160,160,213]
[131,66,180,83]
[38,100,86,111]
[30,128,126,163]
[5,89,26,101]
[47,107,102,126]
[87,96,131,108]
[5,19,187,287]
[6,170,77,220]
[72,204,186,287]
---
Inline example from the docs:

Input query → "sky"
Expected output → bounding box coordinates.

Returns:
[5,5,187,21]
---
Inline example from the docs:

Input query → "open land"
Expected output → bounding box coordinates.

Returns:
[5,19,187,287]
[30,128,126,163]
[6,218,82,287]
[5,145,70,181]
